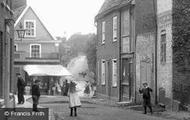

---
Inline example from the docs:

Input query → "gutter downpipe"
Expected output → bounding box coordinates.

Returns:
[119,8,122,102]
[153,0,158,105]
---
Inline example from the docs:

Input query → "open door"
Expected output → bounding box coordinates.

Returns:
[120,58,132,101]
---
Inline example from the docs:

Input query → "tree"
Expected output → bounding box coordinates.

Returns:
[85,34,97,84]
[172,0,190,105]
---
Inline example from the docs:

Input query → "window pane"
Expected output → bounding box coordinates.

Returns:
[122,9,130,36]
[31,45,40,58]
[160,33,166,63]
[122,37,130,53]
[25,21,35,37]
[112,60,117,87]
[113,16,117,41]
[101,60,106,85]
[102,21,105,43]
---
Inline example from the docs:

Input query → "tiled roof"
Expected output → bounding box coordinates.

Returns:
[96,0,132,19]
[98,0,122,14]
[13,5,26,21]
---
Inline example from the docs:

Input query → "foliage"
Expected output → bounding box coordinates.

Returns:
[85,34,97,76]
[173,0,190,69]
[58,33,97,70]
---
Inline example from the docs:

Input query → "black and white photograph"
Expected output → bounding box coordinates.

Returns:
[0,0,190,120]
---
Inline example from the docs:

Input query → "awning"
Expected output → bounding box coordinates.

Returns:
[23,65,72,76]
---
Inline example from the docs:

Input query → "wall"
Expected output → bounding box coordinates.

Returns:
[0,0,14,107]
[12,0,26,10]
[135,0,156,104]
[96,11,120,101]
[14,7,54,41]
[157,0,173,108]
[136,33,155,104]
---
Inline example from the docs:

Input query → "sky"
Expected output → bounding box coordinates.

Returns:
[27,0,104,39]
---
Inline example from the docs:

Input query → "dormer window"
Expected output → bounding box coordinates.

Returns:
[24,20,36,37]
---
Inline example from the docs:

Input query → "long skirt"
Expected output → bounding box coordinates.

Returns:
[69,92,81,108]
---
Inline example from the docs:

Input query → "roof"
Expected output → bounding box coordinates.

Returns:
[96,0,133,20]
[23,65,72,76]
[98,0,122,14]
[14,5,56,40]
[13,5,27,21]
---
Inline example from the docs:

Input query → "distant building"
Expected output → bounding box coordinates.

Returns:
[13,4,61,94]
[0,0,14,107]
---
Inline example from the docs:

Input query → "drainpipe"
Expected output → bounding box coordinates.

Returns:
[153,0,158,105]
[119,9,122,102]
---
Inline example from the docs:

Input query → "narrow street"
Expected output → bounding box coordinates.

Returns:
[31,96,173,120]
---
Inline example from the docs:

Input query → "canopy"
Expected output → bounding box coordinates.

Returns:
[23,65,72,76]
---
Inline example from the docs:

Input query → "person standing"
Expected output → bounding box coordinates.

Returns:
[84,81,90,97]
[139,82,153,114]
[32,79,41,112]
[63,79,69,96]
[17,73,26,104]
[68,81,81,117]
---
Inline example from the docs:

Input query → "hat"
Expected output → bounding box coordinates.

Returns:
[143,82,148,85]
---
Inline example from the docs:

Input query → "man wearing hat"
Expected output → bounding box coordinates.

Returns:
[139,82,153,114]
[17,73,26,104]
[31,79,41,112]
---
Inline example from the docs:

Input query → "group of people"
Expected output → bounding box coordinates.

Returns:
[17,74,81,116]
[17,73,41,112]
[17,73,153,116]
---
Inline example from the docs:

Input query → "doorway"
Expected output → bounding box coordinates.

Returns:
[120,58,133,101]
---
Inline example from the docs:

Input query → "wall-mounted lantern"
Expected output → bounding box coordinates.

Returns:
[16,22,26,41]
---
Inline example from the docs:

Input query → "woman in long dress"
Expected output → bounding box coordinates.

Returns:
[68,81,81,117]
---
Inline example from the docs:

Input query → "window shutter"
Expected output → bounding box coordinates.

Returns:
[113,16,117,41]
[112,59,117,87]
[101,60,106,85]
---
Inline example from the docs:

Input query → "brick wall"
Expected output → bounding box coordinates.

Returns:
[96,11,120,100]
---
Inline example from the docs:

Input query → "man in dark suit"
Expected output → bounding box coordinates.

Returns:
[32,79,41,112]
[17,73,26,104]
[139,82,153,114]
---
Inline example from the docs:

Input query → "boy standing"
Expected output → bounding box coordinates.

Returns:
[139,82,153,114]
[32,79,41,112]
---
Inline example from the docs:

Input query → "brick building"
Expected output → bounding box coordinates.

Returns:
[96,0,190,110]
[0,0,14,107]
[13,2,61,94]
[95,0,157,103]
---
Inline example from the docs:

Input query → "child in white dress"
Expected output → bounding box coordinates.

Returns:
[68,81,81,117]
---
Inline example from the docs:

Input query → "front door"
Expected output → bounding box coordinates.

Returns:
[106,61,111,98]
[120,58,132,101]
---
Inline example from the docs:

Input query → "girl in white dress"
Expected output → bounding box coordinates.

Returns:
[68,81,81,117]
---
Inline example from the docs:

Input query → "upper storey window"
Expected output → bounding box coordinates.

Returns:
[24,20,36,37]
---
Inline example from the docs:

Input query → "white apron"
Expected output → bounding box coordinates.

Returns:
[69,92,81,108]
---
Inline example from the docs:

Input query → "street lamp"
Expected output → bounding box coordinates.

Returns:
[16,22,26,40]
